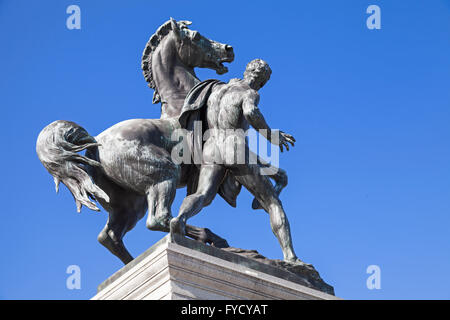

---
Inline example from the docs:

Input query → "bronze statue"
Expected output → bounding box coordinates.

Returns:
[36,19,234,264]
[170,59,300,263]
[36,19,297,265]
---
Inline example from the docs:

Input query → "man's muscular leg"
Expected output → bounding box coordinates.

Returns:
[170,164,226,237]
[232,163,301,263]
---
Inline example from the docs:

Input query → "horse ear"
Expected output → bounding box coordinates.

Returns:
[179,20,192,28]
[170,17,181,41]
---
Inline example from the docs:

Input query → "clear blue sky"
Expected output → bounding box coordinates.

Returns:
[0,0,449,300]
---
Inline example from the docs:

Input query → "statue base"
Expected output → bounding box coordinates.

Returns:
[92,234,339,300]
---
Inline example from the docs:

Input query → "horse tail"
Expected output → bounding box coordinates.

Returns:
[36,120,110,212]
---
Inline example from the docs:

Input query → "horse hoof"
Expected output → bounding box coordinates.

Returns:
[251,198,263,210]
[170,217,186,237]
[212,238,230,248]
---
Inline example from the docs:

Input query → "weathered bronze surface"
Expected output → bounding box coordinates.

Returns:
[36,19,304,269]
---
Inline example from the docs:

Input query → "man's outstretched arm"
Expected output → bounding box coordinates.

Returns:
[242,91,296,152]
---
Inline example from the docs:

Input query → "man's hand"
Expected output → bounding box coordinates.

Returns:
[279,131,296,152]
[241,92,296,152]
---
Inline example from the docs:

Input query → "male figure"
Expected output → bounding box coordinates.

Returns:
[170,59,300,263]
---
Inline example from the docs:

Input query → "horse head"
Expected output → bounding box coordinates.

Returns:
[169,18,234,75]
[142,18,234,117]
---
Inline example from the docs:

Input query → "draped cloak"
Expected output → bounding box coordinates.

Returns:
[178,79,242,207]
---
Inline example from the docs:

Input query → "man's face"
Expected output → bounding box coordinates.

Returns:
[245,70,269,90]
[243,59,272,89]
[257,74,269,89]
[252,71,269,90]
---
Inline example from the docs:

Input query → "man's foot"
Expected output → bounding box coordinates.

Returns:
[284,256,313,268]
[170,216,186,237]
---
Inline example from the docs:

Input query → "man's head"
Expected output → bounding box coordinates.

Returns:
[243,59,272,90]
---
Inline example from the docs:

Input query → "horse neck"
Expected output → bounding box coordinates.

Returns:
[152,36,200,118]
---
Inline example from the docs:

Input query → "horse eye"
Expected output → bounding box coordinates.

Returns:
[192,31,201,41]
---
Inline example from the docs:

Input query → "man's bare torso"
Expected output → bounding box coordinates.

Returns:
[206,79,258,132]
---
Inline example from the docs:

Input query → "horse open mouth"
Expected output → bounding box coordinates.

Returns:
[215,57,233,75]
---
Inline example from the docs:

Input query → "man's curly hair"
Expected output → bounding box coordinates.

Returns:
[244,59,272,87]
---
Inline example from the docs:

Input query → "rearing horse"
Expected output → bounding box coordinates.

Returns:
[36,19,234,264]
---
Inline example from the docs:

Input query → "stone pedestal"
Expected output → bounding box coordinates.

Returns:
[92,235,339,300]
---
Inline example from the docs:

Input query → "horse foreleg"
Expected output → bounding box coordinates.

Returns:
[185,225,229,248]
[252,157,288,210]
[146,179,230,248]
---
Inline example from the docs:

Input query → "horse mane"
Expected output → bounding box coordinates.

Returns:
[141,19,191,104]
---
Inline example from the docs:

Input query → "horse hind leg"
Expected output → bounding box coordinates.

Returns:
[88,160,146,265]
[145,179,229,248]
[97,210,135,265]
